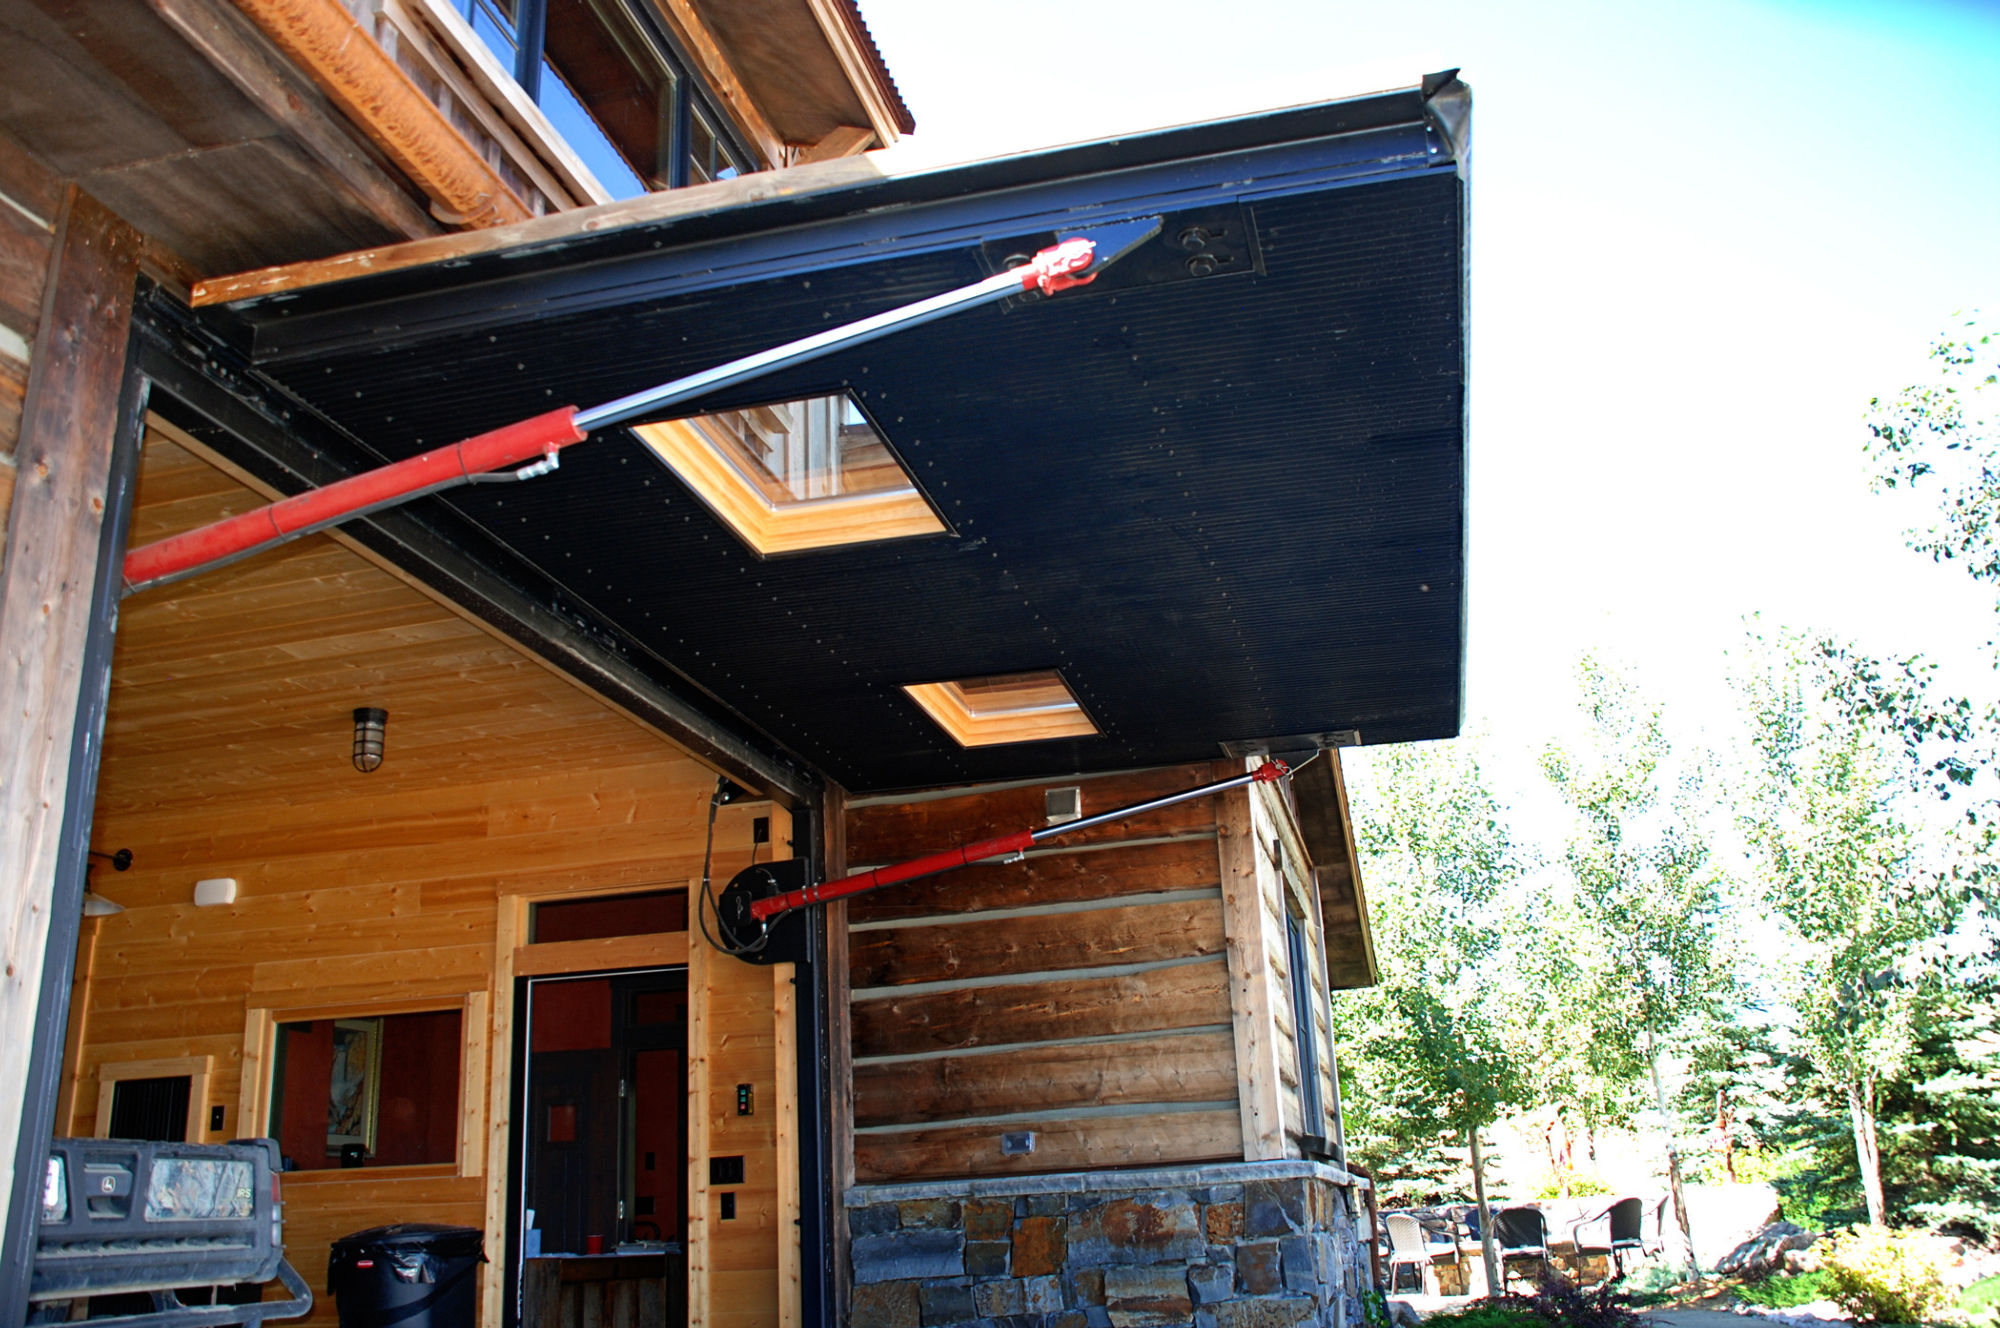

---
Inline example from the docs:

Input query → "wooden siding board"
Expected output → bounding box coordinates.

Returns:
[851,959,1230,1060]
[849,895,1226,989]
[845,764,1218,862]
[846,836,1219,924]
[854,1108,1242,1183]
[852,1029,1237,1128]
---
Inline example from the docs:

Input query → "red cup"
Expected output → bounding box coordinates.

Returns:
[585,1236,605,1255]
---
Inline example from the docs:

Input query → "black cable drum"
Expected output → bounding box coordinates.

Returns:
[327,1224,484,1328]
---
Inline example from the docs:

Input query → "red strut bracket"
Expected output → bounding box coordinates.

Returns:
[1020,238,1098,296]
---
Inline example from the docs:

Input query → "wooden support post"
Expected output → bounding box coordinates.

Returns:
[53,915,101,1135]
[0,187,140,1292]
[480,896,525,1328]
[820,782,853,1324]
[1216,767,1286,1161]
[773,964,799,1328]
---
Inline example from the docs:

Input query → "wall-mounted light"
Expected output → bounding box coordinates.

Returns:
[83,849,131,917]
[352,707,387,773]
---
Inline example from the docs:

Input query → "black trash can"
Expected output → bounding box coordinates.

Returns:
[327,1224,484,1328]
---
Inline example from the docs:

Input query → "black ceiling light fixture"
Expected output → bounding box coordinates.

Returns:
[352,707,388,773]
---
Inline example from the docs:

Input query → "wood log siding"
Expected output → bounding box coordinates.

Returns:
[845,767,1242,1182]
[0,127,59,541]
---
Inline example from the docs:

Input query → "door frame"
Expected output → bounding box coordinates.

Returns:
[504,962,689,1328]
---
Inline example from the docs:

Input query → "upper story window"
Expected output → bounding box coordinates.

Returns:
[451,0,748,198]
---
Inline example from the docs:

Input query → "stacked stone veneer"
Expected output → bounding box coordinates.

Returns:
[846,1161,1370,1328]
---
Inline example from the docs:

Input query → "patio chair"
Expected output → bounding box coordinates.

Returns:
[1570,1197,1644,1282]
[1384,1212,1459,1295]
[1492,1205,1556,1289]
[1641,1194,1674,1257]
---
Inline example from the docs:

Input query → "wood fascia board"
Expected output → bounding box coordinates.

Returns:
[646,0,784,169]
[0,188,141,1249]
[227,0,532,227]
[1328,750,1378,987]
[143,0,441,243]
[1215,767,1286,1162]
[190,149,894,304]
[800,0,901,147]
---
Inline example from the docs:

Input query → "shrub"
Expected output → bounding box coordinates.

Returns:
[1737,1271,1829,1308]
[1425,1281,1646,1328]
[1961,1274,2000,1326]
[1534,1171,1616,1199]
[1819,1225,1955,1324]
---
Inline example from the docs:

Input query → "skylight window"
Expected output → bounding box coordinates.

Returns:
[633,394,945,555]
[904,671,1099,747]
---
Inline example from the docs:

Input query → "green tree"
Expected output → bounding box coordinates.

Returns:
[1542,657,1730,1272]
[1735,630,1941,1227]
[1341,739,1532,1292]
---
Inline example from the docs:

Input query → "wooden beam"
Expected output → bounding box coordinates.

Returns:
[1216,769,1286,1161]
[794,125,875,166]
[511,929,689,976]
[188,150,895,305]
[226,0,531,228]
[0,187,140,1249]
[142,0,441,244]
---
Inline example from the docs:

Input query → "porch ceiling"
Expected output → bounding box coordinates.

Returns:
[193,79,1471,794]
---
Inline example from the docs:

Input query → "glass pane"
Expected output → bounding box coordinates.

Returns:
[688,396,912,507]
[268,1010,463,1170]
[145,1158,254,1222]
[532,889,687,943]
[542,0,675,193]
[949,672,1089,719]
[903,671,1099,747]
[467,0,517,65]
[538,64,646,199]
[547,1104,578,1143]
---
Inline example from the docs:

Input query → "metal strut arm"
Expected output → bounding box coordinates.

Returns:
[741,758,1291,926]
[121,217,1163,596]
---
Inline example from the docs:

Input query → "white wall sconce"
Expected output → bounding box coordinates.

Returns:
[352,707,387,773]
[193,878,238,908]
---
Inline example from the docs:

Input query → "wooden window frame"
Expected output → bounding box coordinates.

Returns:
[93,1056,214,1144]
[240,991,490,1179]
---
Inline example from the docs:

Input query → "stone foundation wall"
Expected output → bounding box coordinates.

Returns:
[846,1161,1371,1328]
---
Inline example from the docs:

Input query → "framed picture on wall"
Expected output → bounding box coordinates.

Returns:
[327,1018,383,1154]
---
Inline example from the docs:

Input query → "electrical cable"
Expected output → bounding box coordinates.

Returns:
[695,776,770,958]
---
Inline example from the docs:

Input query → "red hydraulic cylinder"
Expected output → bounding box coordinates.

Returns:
[122,407,586,593]
[748,830,1037,923]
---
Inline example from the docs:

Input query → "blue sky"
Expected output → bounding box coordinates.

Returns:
[860,0,2000,785]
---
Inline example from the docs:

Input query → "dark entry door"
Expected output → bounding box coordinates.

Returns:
[524,1050,620,1255]
[519,969,688,1262]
